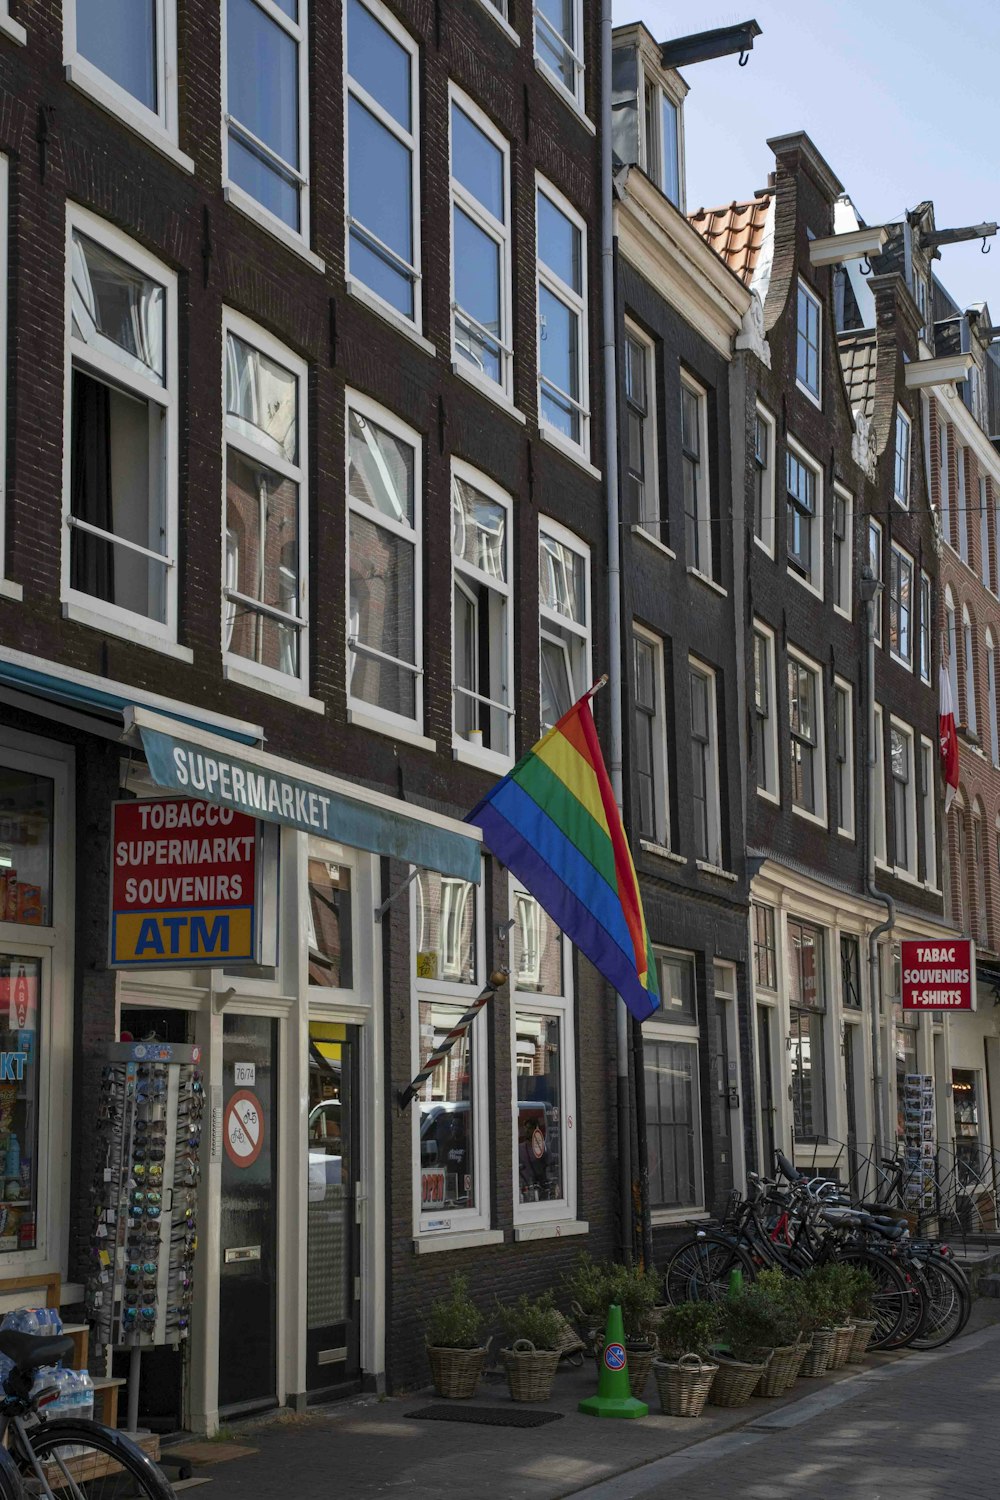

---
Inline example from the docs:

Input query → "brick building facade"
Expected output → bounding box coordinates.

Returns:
[0,0,619,1430]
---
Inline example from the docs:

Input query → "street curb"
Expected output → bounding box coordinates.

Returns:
[562,1321,1000,1499]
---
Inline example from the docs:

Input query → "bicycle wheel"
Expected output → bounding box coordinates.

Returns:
[878,1256,931,1350]
[0,1441,24,1500]
[663,1235,755,1305]
[16,1419,175,1500]
[908,1257,970,1350]
[832,1249,910,1349]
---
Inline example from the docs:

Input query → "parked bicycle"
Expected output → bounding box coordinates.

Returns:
[662,1150,971,1354]
[0,1328,175,1500]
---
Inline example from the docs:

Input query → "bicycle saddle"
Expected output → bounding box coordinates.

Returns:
[0,1331,74,1372]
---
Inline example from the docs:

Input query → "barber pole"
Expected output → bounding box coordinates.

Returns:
[397,969,508,1112]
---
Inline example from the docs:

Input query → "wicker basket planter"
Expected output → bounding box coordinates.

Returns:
[626,1341,656,1399]
[707,1352,770,1409]
[570,1301,604,1358]
[800,1329,836,1378]
[503,1340,561,1402]
[846,1319,877,1363]
[426,1344,487,1399]
[783,1340,809,1390]
[828,1324,856,1371]
[652,1355,718,1418]
[754,1343,800,1398]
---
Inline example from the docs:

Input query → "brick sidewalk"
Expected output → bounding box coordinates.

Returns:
[172,1308,1000,1500]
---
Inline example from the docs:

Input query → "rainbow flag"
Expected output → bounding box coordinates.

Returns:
[467,691,660,1022]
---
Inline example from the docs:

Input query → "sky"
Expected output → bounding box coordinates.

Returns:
[612,0,1000,317]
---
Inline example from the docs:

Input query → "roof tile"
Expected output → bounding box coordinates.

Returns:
[688,197,771,286]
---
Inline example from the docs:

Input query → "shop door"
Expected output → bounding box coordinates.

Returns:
[757,1007,776,1172]
[219,1015,278,1414]
[844,1023,860,1187]
[306,1022,361,1394]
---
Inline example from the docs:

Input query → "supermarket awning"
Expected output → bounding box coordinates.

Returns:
[126,707,482,884]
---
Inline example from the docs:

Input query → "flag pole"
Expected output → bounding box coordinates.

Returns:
[397,969,508,1113]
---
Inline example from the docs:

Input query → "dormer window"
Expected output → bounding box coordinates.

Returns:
[641,72,682,209]
[796,279,822,405]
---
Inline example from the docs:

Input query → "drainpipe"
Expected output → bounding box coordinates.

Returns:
[600,0,633,1263]
[860,565,894,1173]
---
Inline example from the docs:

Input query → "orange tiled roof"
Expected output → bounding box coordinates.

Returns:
[688,197,771,287]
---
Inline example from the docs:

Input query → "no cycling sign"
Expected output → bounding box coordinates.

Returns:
[224,1089,265,1167]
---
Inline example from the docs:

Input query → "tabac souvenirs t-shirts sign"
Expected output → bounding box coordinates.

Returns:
[109,798,258,968]
[901,939,975,1011]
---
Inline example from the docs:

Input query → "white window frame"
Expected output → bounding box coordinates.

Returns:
[681,371,712,580]
[640,69,684,210]
[946,586,959,711]
[448,86,512,402]
[62,204,179,651]
[889,541,914,671]
[919,570,932,684]
[958,443,969,564]
[832,482,852,620]
[869,517,883,646]
[451,459,515,775]
[221,308,310,696]
[624,319,661,538]
[920,735,938,891]
[533,0,585,113]
[645,949,703,1221]
[988,628,1000,769]
[688,656,723,867]
[788,645,827,828]
[894,406,911,508]
[786,436,823,599]
[873,703,888,868]
[632,622,670,847]
[344,0,421,332]
[939,421,951,546]
[753,403,776,558]
[63,0,184,162]
[345,389,424,737]
[795,278,822,407]
[752,619,779,804]
[509,878,578,1231]
[963,605,977,737]
[538,517,592,734]
[535,175,590,461]
[833,676,854,840]
[410,865,491,1242]
[890,716,917,880]
[222,0,312,251]
[0,3,25,45]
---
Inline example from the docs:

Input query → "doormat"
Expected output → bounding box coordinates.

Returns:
[162,1442,259,1465]
[406,1405,564,1429]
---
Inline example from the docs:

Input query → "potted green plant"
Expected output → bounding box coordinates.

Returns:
[821,1264,858,1369]
[749,1270,806,1396]
[652,1302,721,1417]
[797,1267,839,1377]
[497,1291,563,1402]
[845,1268,878,1362]
[424,1273,488,1399]
[709,1284,791,1408]
[561,1253,612,1353]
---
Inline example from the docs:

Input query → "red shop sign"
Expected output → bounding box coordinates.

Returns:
[109,797,258,968]
[901,939,976,1012]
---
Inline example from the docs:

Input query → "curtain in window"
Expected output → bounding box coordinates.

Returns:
[70,372,115,601]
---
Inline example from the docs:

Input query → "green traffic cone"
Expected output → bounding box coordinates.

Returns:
[728,1267,744,1298]
[578,1302,648,1419]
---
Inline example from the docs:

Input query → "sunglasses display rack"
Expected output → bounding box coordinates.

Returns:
[87,1042,204,1368]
